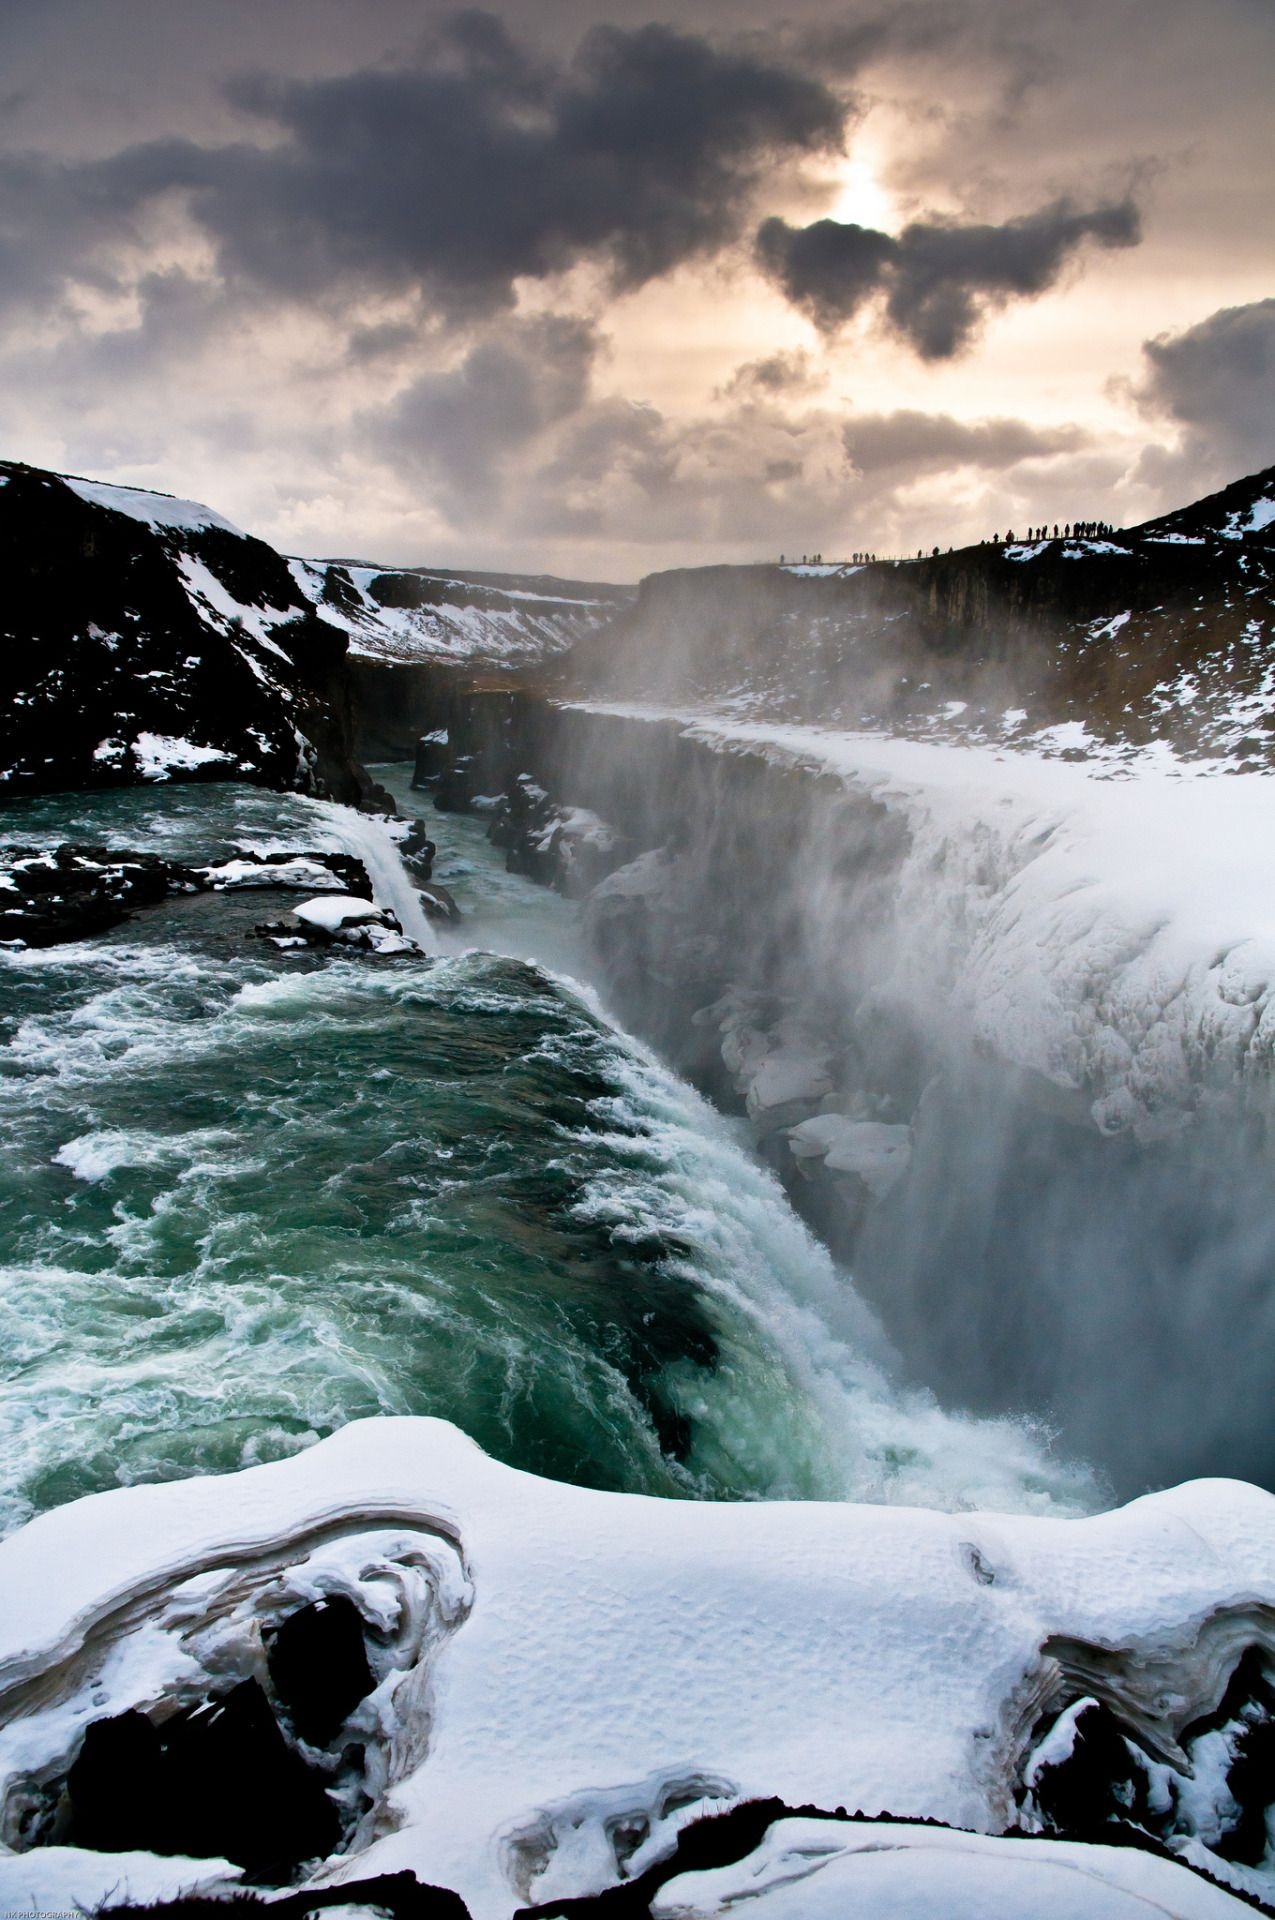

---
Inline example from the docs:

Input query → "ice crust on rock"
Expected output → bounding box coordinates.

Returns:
[786,1115,913,1197]
[0,1418,1273,1918]
[648,1818,1250,1918]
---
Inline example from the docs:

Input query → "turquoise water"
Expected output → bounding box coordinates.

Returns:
[0,775,1095,1532]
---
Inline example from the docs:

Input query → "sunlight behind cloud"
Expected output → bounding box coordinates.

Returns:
[827,152,895,232]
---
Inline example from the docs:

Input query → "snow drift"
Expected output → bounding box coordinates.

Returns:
[1,1419,1274,1917]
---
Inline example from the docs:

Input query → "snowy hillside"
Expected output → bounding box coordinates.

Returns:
[572,465,1275,772]
[0,461,377,802]
[0,460,629,801]
[1,1417,1273,1918]
[289,555,632,670]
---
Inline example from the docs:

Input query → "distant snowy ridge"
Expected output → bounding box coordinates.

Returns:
[572,462,1275,774]
[1,1417,1273,1917]
[288,554,632,669]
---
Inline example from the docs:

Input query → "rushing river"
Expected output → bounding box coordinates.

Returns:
[0,770,1097,1533]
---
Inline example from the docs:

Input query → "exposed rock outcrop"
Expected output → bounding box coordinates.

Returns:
[0,461,388,806]
[0,845,374,949]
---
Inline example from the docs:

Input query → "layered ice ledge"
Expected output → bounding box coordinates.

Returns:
[572,704,1275,1136]
[1,1418,1274,1917]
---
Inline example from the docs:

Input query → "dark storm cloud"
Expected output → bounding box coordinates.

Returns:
[755,219,896,337]
[1136,298,1275,477]
[757,198,1142,357]
[843,409,1088,473]
[0,13,846,321]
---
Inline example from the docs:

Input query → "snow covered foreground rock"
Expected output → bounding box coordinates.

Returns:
[2,1420,1275,1917]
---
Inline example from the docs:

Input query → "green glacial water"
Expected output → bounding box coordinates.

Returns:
[0,771,1095,1533]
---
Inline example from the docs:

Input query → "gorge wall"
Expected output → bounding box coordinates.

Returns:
[413,686,1275,1500]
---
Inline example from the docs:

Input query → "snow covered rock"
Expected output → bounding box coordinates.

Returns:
[256,896,418,955]
[417,881,461,925]
[786,1115,913,1200]
[0,1419,1273,1918]
[0,845,371,949]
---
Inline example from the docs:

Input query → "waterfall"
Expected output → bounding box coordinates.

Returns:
[306,800,438,952]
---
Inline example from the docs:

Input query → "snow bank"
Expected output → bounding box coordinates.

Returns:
[0,1418,1272,1918]
[199,857,351,892]
[649,1819,1249,1917]
[292,894,380,932]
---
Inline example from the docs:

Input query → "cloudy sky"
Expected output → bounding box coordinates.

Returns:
[1,0,1271,579]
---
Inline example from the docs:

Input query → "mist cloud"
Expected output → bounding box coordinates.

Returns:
[757,198,1142,357]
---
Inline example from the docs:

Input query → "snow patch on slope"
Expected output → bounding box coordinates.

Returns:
[289,557,627,668]
[63,476,245,538]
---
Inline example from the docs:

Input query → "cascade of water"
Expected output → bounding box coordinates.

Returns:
[308,801,437,952]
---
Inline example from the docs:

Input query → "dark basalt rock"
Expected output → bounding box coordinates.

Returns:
[67,1710,167,1855]
[413,733,453,789]
[418,881,461,924]
[92,1869,473,1920]
[266,1595,376,1750]
[400,821,437,879]
[251,903,411,954]
[0,457,382,805]
[67,1681,339,1877]
[0,846,193,946]
[1023,1645,1275,1881]
[1028,1699,1151,1840]
[0,845,375,950]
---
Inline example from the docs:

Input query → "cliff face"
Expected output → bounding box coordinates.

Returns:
[403,458,1275,1497]
[569,464,1275,768]
[416,691,1275,1497]
[0,461,382,805]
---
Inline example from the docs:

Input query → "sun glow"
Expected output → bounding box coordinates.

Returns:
[828,154,895,232]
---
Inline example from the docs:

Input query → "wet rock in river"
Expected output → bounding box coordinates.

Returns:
[253,896,417,955]
[418,881,461,924]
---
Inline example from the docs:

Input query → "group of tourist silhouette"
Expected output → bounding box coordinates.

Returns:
[991,521,1115,544]
[782,521,1117,568]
